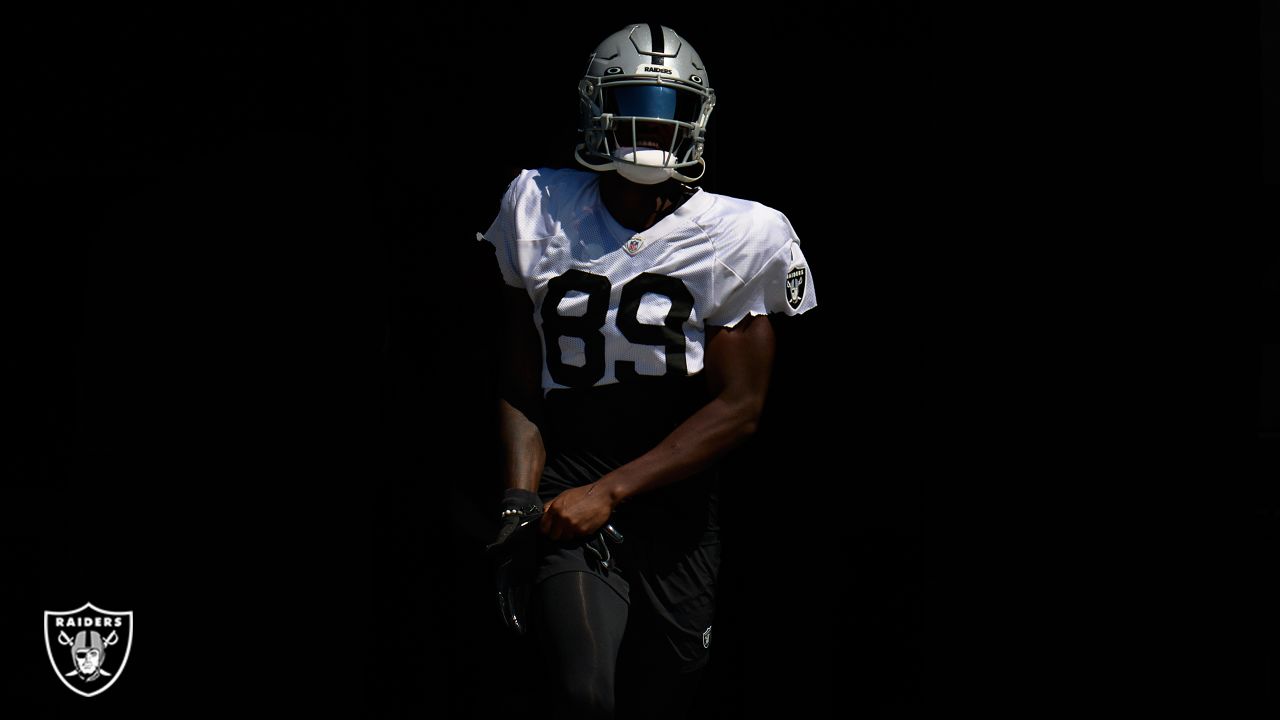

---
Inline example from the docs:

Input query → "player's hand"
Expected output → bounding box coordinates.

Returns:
[487,488,543,635]
[539,482,615,541]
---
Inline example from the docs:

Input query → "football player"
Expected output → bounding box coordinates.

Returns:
[480,23,817,719]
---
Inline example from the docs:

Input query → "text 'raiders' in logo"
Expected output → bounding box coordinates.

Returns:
[785,266,807,310]
[45,602,133,697]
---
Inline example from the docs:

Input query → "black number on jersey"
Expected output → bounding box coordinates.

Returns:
[542,270,611,388]
[615,272,694,383]
[541,271,694,388]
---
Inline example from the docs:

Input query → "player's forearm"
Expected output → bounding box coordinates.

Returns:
[598,394,760,504]
[498,397,546,493]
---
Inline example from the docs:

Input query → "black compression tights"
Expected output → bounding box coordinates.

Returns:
[533,571,705,720]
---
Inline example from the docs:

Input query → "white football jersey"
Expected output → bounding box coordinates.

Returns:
[479,168,817,393]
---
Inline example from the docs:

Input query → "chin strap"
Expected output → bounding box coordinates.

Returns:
[574,144,706,184]
[574,144,616,172]
[670,157,705,183]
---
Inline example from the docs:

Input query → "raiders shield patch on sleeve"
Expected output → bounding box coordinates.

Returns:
[785,266,807,310]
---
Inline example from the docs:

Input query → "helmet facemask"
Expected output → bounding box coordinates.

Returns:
[577,76,715,184]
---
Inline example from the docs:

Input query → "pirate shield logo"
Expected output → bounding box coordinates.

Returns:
[785,265,807,310]
[45,602,133,697]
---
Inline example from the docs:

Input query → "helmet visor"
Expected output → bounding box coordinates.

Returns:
[605,84,702,124]
[611,85,677,120]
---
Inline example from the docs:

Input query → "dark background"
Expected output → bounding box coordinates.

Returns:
[6,3,1275,718]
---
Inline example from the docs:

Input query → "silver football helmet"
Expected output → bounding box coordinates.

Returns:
[575,24,715,184]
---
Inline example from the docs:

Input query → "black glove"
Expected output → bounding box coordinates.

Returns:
[485,488,543,635]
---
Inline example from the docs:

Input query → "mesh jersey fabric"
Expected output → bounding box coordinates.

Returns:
[478,167,818,394]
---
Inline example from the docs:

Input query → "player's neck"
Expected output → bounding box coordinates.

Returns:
[598,172,694,234]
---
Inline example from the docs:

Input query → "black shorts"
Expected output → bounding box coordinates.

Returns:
[531,520,721,673]
[533,376,722,672]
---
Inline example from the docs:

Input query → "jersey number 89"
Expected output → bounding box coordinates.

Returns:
[541,270,694,388]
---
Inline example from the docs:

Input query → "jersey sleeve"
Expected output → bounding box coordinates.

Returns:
[705,210,818,328]
[476,170,533,288]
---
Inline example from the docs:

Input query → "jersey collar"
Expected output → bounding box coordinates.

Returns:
[592,178,712,248]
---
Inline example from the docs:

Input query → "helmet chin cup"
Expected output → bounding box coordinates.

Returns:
[613,147,676,185]
[616,165,674,185]
[573,144,706,185]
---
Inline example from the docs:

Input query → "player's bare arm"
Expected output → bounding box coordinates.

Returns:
[539,313,775,541]
[497,284,546,494]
